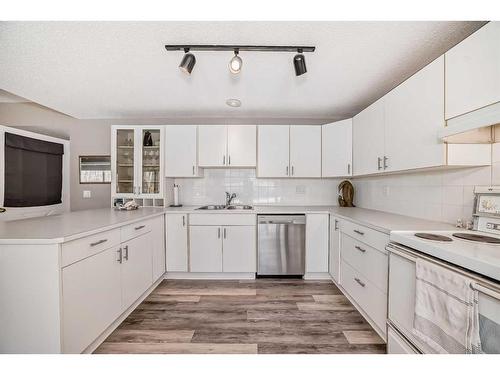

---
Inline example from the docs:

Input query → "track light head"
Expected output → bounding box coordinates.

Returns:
[229,50,243,74]
[179,50,196,75]
[293,49,307,76]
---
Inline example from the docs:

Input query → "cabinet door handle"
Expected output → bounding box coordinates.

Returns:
[223,227,227,239]
[383,156,388,170]
[134,225,145,230]
[377,157,382,170]
[354,278,365,287]
[117,248,123,263]
[286,166,289,176]
[223,155,226,165]
[347,163,351,175]
[291,166,294,176]
[192,165,195,175]
[353,229,364,236]
[355,245,366,253]
[228,155,231,165]
[334,219,339,230]
[218,227,221,239]
[90,239,107,247]
[123,245,129,261]
[182,215,186,227]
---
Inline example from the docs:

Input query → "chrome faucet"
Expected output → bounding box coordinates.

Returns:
[225,192,237,206]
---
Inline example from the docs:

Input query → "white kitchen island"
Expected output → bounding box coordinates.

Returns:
[0,207,166,354]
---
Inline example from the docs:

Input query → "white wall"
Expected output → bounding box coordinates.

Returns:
[353,145,500,224]
[174,169,341,206]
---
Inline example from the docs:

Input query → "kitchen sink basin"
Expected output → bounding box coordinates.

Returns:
[226,205,253,210]
[197,205,227,210]
[196,204,253,210]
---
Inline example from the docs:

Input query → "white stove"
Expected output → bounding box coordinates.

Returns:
[390,186,500,282]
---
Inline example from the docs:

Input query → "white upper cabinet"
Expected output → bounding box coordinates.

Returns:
[290,126,322,178]
[198,125,256,168]
[384,56,445,172]
[445,22,500,120]
[257,125,290,177]
[227,125,257,167]
[322,119,353,177]
[165,125,200,177]
[198,125,228,167]
[353,98,385,176]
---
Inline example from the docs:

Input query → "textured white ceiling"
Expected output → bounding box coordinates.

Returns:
[0,21,486,121]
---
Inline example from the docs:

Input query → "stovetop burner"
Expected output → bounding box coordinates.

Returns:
[414,233,453,242]
[452,232,500,244]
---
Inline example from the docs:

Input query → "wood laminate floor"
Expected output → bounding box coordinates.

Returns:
[94,279,386,354]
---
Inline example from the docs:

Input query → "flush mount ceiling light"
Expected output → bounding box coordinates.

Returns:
[165,45,315,76]
[226,98,242,107]
[179,48,196,75]
[293,49,307,76]
[229,50,243,74]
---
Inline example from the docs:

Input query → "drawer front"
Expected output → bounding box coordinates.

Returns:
[341,260,387,336]
[342,234,388,293]
[121,217,157,242]
[62,228,120,267]
[189,213,256,226]
[341,219,388,251]
[387,325,419,354]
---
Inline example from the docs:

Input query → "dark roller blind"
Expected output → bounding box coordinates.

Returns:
[4,132,64,207]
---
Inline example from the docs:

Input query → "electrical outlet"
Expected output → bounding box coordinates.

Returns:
[295,185,306,194]
[83,190,92,199]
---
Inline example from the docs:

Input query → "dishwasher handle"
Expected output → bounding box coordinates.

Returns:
[258,215,306,225]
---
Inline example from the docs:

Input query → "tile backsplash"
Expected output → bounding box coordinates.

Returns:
[172,169,341,206]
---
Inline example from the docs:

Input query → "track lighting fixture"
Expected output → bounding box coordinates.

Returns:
[229,50,242,74]
[293,49,307,76]
[166,45,315,76]
[179,48,196,75]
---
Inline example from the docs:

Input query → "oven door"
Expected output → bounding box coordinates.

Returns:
[387,243,500,354]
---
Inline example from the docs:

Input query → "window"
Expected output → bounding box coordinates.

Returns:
[79,155,111,184]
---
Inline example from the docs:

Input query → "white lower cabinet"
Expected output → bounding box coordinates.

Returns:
[121,232,153,308]
[166,213,188,272]
[62,246,123,354]
[305,214,329,273]
[329,216,341,283]
[189,223,257,273]
[222,226,256,273]
[189,226,223,272]
[151,216,166,281]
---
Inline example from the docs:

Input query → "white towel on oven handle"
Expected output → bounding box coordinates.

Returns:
[412,258,482,354]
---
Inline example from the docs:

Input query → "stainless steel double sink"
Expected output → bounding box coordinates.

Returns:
[196,204,254,210]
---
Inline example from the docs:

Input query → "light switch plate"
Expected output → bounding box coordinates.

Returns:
[295,185,306,194]
[83,190,92,199]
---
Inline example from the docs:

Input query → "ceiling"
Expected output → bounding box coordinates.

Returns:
[0,21,486,121]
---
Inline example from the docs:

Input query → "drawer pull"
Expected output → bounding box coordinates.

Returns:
[354,278,366,287]
[90,239,107,247]
[123,245,129,261]
[134,225,146,230]
[355,245,366,253]
[353,229,364,236]
[117,248,123,264]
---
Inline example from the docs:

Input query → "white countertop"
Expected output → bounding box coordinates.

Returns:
[164,205,455,234]
[0,207,166,245]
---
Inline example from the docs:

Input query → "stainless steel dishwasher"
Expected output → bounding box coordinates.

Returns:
[257,215,306,276]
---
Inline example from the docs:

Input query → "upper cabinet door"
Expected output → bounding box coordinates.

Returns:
[322,119,352,177]
[384,56,445,172]
[165,125,199,177]
[114,128,136,195]
[445,22,500,120]
[198,125,227,167]
[227,125,256,167]
[139,128,162,196]
[257,125,290,177]
[290,126,322,178]
[353,99,385,176]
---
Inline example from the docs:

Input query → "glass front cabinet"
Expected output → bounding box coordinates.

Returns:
[111,126,164,204]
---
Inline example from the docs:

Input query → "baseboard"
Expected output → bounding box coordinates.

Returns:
[82,274,166,354]
[165,272,256,280]
[303,272,331,280]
